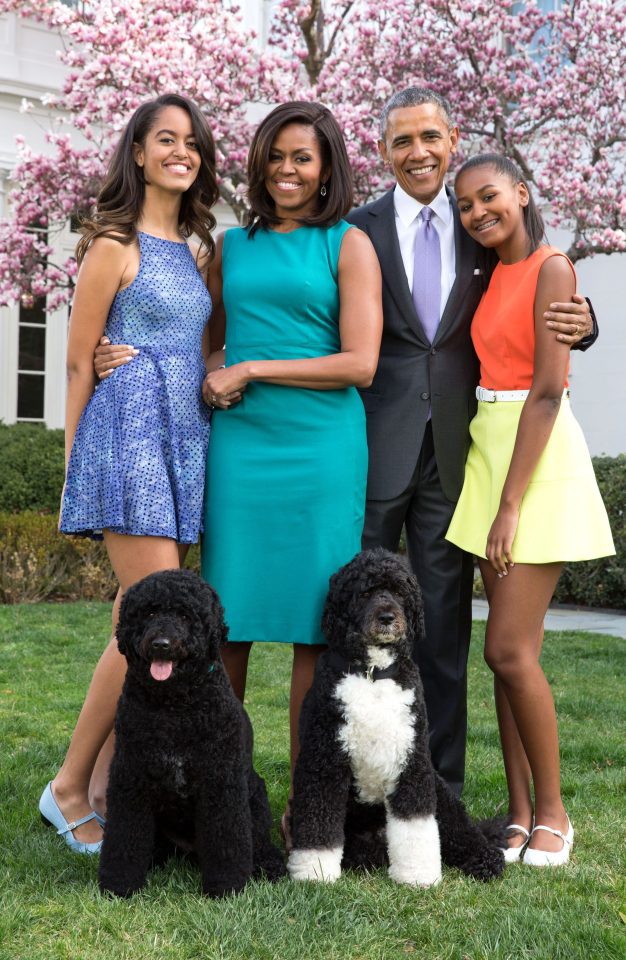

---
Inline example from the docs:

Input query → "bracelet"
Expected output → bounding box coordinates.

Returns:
[218,364,225,369]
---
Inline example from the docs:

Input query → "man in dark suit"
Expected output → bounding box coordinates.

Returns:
[347,87,595,795]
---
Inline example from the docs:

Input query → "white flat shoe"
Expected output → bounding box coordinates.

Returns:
[501,823,531,864]
[522,816,574,867]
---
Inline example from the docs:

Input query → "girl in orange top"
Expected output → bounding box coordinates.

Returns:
[446,154,613,867]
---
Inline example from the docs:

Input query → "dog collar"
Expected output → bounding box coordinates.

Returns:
[326,650,400,682]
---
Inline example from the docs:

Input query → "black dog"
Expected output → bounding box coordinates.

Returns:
[288,549,506,886]
[98,569,286,898]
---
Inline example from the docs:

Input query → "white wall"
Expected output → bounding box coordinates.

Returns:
[547,225,626,456]
[0,12,72,427]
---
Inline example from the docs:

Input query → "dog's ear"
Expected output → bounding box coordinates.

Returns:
[321,568,339,640]
[192,577,228,658]
[321,564,350,643]
[115,623,128,657]
[403,573,426,649]
[115,582,141,659]
[321,552,366,645]
[206,592,229,658]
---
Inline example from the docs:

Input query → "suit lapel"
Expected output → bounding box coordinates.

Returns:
[433,193,478,346]
[365,191,430,345]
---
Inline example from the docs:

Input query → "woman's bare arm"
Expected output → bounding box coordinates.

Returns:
[65,237,133,465]
[203,228,383,400]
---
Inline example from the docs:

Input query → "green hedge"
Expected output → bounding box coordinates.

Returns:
[553,455,625,609]
[0,512,202,604]
[0,423,64,513]
[0,424,623,608]
[0,512,117,603]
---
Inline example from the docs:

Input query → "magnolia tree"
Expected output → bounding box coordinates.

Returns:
[0,0,624,309]
[269,0,626,256]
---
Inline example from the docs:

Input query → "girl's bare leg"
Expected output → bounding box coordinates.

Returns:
[289,644,325,784]
[50,534,186,844]
[480,561,536,849]
[482,561,568,853]
[277,643,324,848]
[220,642,253,703]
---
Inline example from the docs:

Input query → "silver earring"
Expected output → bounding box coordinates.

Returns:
[320,183,327,197]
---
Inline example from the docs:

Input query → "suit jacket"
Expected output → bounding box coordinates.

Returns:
[347,187,484,504]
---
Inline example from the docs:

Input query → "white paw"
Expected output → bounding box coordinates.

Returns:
[388,860,442,888]
[287,846,343,883]
[386,812,442,888]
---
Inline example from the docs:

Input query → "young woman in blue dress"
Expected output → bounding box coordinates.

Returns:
[201,102,383,845]
[39,94,218,853]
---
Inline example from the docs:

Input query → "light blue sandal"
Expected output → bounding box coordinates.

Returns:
[39,782,103,855]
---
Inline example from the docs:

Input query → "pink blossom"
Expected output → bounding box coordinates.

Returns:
[0,0,623,309]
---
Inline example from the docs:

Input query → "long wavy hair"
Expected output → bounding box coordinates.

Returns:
[246,101,354,237]
[76,94,218,264]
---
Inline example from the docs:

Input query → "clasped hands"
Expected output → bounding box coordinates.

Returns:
[202,363,249,410]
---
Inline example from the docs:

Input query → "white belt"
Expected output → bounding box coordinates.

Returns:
[476,386,569,403]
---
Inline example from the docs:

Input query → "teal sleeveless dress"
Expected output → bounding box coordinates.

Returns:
[201,222,367,645]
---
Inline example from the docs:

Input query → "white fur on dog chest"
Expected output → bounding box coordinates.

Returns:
[335,674,416,804]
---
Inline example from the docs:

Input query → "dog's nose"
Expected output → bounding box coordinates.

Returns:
[151,637,171,653]
[377,611,395,625]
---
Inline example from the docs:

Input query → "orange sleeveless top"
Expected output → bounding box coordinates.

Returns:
[471,245,576,391]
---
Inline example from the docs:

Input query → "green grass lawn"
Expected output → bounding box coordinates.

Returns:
[0,602,624,960]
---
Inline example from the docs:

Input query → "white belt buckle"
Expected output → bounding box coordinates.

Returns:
[476,386,496,403]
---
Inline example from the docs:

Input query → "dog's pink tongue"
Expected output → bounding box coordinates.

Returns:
[150,660,173,681]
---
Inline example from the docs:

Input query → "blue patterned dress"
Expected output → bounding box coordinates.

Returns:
[60,232,212,543]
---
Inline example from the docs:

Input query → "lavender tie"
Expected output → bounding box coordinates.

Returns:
[412,206,441,343]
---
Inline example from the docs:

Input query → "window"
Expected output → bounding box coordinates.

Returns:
[512,0,562,59]
[17,295,47,421]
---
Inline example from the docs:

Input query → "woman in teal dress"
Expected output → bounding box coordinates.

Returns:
[201,102,382,839]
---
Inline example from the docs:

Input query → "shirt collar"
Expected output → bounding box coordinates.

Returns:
[393,182,452,228]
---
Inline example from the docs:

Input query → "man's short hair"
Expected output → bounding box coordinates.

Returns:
[379,87,453,140]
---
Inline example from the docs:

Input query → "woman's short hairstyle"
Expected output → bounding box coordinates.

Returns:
[246,101,353,235]
[77,93,218,264]
[455,153,545,255]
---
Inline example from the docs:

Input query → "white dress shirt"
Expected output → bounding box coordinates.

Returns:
[393,182,456,320]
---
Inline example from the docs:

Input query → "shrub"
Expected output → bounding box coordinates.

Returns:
[0,419,623,607]
[553,454,626,609]
[0,513,117,603]
[0,423,64,513]
[0,512,202,604]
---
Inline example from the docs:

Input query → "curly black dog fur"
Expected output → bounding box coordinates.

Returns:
[288,549,506,886]
[98,569,286,898]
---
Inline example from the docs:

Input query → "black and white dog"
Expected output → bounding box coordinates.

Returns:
[288,549,505,886]
[98,569,286,898]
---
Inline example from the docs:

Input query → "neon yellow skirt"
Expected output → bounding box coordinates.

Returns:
[446,398,615,563]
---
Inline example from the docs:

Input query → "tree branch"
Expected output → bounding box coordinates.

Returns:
[326,1,356,60]
[299,0,325,84]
